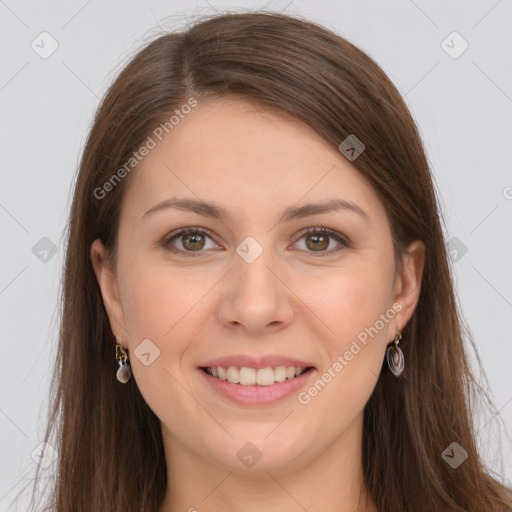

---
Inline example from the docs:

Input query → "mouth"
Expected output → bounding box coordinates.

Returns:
[199,365,316,387]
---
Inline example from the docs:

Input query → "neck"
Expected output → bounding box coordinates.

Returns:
[159,412,377,512]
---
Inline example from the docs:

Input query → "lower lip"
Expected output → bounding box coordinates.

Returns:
[198,368,316,405]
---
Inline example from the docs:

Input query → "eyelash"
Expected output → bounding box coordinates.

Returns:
[162,226,351,258]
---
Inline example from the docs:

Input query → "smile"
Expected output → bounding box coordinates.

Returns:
[201,365,314,386]
[198,365,317,406]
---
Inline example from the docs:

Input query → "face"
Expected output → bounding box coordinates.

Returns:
[91,97,424,475]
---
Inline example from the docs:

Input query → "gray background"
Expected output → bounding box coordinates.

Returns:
[1,0,511,509]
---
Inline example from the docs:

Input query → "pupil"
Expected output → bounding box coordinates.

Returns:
[184,233,205,250]
[307,234,328,251]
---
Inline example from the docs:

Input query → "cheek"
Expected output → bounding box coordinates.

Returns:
[118,257,218,393]
[118,261,207,420]
[119,255,205,338]
[297,262,393,399]
[305,262,393,342]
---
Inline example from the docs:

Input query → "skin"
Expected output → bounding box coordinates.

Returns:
[91,96,425,512]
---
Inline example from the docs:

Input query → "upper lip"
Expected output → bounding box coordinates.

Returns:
[199,354,316,370]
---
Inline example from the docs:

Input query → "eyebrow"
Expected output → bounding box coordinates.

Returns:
[141,197,370,224]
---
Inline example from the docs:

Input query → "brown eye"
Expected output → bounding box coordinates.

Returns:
[163,226,349,258]
[164,228,219,256]
[181,232,206,251]
[305,232,329,251]
[294,227,349,256]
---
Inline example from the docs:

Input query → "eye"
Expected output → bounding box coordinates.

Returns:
[292,227,349,256]
[163,227,220,257]
[162,226,350,257]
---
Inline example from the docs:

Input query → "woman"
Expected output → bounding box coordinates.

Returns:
[28,10,512,512]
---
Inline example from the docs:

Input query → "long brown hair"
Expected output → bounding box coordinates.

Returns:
[23,10,512,512]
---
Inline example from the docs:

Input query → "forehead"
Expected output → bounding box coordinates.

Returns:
[121,97,386,226]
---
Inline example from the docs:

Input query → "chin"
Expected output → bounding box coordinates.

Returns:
[205,428,308,472]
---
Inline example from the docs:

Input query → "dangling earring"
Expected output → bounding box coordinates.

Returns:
[115,337,132,383]
[386,328,405,377]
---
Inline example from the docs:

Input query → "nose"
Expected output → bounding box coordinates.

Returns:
[216,246,295,336]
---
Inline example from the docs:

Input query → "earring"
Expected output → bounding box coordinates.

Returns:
[115,337,132,383]
[386,328,405,378]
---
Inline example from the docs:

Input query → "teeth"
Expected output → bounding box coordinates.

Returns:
[255,367,273,386]
[239,367,256,385]
[205,365,309,386]
[274,366,287,383]
[227,366,241,384]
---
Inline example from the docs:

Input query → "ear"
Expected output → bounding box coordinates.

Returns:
[386,240,425,342]
[90,238,129,341]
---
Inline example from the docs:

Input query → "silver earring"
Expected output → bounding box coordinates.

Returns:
[386,328,404,378]
[115,338,132,383]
